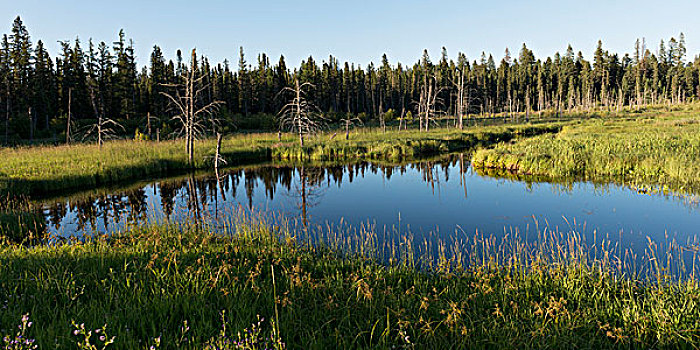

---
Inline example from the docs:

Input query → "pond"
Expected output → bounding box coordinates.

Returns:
[9,153,700,270]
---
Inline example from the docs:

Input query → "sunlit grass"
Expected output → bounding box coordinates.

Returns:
[473,104,700,193]
[1,213,700,349]
[0,123,561,196]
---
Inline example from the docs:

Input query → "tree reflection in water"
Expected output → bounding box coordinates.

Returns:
[3,154,478,241]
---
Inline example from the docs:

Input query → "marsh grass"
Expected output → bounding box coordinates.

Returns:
[2,212,700,349]
[0,123,561,197]
[270,124,561,162]
[0,135,273,197]
[472,105,700,194]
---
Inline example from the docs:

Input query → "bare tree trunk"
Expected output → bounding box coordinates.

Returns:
[147,112,152,136]
[556,92,561,121]
[188,68,195,165]
[418,90,425,132]
[214,132,223,173]
[98,114,103,148]
[455,69,464,130]
[28,107,34,142]
[5,91,10,145]
[425,84,433,132]
[525,89,530,123]
[300,166,308,228]
[643,85,647,108]
[459,153,467,199]
[66,88,72,145]
[507,92,512,123]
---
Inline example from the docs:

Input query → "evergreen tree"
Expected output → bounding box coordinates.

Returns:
[0,16,699,143]
[10,16,32,119]
[237,47,251,116]
[31,40,55,132]
[113,30,137,120]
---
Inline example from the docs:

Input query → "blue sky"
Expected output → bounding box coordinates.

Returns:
[1,0,698,68]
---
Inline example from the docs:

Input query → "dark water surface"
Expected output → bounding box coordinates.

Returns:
[27,154,700,261]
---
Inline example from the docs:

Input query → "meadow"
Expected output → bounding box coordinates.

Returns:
[0,122,561,197]
[1,216,699,349]
[472,105,700,193]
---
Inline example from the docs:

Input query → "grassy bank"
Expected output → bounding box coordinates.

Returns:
[270,124,560,162]
[1,219,699,349]
[0,123,561,197]
[0,135,273,197]
[472,105,700,193]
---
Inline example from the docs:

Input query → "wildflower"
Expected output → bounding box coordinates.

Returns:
[2,314,38,350]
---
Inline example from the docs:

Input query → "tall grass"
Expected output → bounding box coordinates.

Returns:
[1,214,700,349]
[0,124,561,197]
[472,106,700,193]
[270,124,561,162]
[0,135,273,196]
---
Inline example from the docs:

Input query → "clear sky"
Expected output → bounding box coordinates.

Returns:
[1,0,698,68]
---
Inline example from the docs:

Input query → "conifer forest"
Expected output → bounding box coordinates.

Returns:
[1,16,698,142]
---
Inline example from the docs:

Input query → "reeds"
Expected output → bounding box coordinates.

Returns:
[473,107,700,194]
[0,124,560,197]
[1,213,699,349]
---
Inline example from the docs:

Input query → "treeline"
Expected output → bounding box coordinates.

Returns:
[1,15,699,142]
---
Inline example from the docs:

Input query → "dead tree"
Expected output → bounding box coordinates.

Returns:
[213,132,226,172]
[339,115,363,140]
[379,110,386,133]
[66,88,72,144]
[161,49,223,165]
[416,74,445,132]
[451,67,470,130]
[85,75,122,148]
[454,81,479,128]
[278,78,324,146]
[145,112,159,139]
[293,165,325,229]
[28,107,33,141]
[398,108,406,130]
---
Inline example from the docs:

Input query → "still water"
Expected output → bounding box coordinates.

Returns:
[31,154,700,260]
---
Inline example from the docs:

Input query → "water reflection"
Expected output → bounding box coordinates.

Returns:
[20,157,469,239]
[1,154,699,269]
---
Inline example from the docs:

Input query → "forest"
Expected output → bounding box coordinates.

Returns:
[1,15,698,143]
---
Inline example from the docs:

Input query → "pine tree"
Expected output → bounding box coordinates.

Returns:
[10,16,32,121]
[113,30,137,120]
[31,40,55,132]
[1,35,11,143]
[237,47,251,116]
[149,45,167,118]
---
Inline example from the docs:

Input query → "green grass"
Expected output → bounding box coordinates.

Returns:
[0,123,561,197]
[0,134,276,197]
[1,218,699,349]
[270,124,561,161]
[472,104,700,193]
